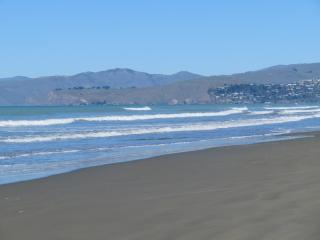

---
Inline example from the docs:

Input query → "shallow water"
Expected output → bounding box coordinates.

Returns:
[1,104,320,184]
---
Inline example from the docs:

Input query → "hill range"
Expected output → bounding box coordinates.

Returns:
[1,63,320,105]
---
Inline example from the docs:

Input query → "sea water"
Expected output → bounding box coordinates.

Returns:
[0,104,320,184]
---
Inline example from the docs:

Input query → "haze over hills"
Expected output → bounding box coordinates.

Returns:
[0,69,202,87]
[1,63,320,105]
[0,69,202,105]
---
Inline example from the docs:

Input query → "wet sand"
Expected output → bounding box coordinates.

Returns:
[1,132,320,240]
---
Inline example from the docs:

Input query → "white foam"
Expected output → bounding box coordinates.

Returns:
[0,108,247,127]
[248,110,274,115]
[280,108,320,115]
[0,149,81,160]
[4,113,319,143]
[230,107,248,111]
[265,106,318,110]
[80,108,247,121]
[0,118,75,127]
[123,106,152,111]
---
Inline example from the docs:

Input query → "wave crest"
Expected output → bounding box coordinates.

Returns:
[3,113,318,143]
[265,106,319,110]
[123,106,152,111]
[0,108,247,127]
[279,108,320,115]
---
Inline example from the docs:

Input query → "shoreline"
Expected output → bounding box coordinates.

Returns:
[0,130,313,187]
[1,131,320,239]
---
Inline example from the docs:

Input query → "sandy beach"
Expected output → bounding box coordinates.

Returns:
[1,132,320,240]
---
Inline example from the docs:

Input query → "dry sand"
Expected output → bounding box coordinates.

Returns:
[1,133,320,239]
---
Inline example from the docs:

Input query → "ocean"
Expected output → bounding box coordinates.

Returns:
[1,104,320,185]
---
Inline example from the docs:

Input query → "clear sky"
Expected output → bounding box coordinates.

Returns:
[1,0,320,77]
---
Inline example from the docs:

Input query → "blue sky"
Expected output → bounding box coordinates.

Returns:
[0,0,319,77]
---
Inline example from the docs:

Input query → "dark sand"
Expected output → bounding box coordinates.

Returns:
[1,133,320,240]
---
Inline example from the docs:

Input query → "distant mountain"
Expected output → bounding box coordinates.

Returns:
[0,69,202,88]
[0,63,320,105]
[0,69,202,105]
[206,63,320,85]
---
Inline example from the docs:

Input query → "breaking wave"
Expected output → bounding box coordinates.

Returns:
[123,106,152,111]
[279,108,320,115]
[248,110,274,115]
[0,108,247,127]
[264,106,319,110]
[0,118,75,127]
[3,113,319,143]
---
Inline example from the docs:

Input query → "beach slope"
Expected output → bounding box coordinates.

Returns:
[1,134,320,239]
